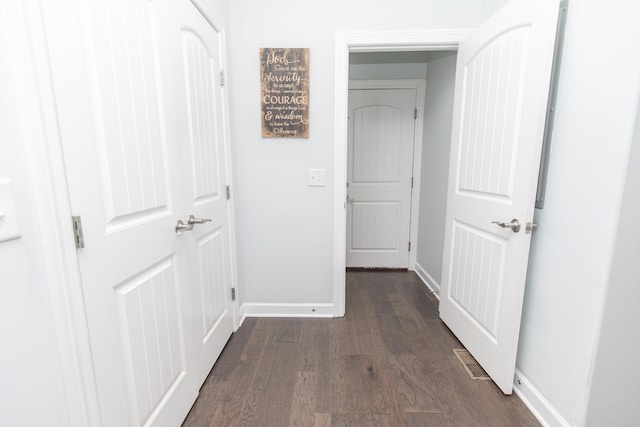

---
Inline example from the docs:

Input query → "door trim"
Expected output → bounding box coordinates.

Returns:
[4,2,237,424]
[348,79,426,270]
[333,30,469,316]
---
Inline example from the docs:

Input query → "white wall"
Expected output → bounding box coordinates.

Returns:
[516,1,640,425]
[226,0,484,306]
[584,84,640,427]
[415,51,457,289]
[0,25,69,427]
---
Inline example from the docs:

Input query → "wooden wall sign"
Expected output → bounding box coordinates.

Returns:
[260,48,309,138]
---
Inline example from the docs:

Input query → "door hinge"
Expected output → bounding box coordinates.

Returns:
[411,177,414,188]
[408,241,411,252]
[414,108,417,120]
[231,287,236,301]
[220,70,225,87]
[71,215,85,249]
[226,185,231,200]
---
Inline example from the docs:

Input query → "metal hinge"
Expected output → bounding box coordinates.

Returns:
[411,177,414,188]
[414,108,417,119]
[71,215,85,249]
[220,70,225,87]
[408,241,411,252]
[226,185,231,200]
[231,287,236,301]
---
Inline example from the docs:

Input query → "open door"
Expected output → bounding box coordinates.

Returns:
[439,0,563,393]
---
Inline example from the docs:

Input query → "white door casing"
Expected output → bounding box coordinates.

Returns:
[347,88,416,268]
[438,0,562,394]
[40,0,234,424]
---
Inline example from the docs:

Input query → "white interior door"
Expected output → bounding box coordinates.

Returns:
[163,0,235,386]
[439,0,562,394]
[41,0,233,424]
[347,88,416,268]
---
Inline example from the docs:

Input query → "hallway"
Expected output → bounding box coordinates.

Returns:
[183,271,539,426]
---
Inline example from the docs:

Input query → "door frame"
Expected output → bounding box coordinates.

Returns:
[348,79,426,269]
[3,1,239,425]
[333,30,469,316]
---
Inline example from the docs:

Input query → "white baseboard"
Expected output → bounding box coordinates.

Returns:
[414,262,441,299]
[238,304,247,328]
[240,303,336,318]
[513,369,570,427]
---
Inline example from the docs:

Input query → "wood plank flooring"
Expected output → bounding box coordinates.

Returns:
[182,271,540,426]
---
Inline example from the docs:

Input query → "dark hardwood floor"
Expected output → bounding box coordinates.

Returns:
[183,271,540,426]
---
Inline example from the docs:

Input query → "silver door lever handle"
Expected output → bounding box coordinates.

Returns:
[492,219,521,233]
[175,219,194,235]
[188,215,212,225]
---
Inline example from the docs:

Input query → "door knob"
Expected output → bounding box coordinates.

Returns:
[492,219,521,233]
[187,215,212,225]
[175,219,194,235]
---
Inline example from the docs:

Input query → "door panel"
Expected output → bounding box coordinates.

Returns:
[182,30,223,202]
[439,0,562,394]
[115,258,185,425]
[89,0,171,222]
[352,105,403,182]
[457,26,530,199]
[347,89,416,268]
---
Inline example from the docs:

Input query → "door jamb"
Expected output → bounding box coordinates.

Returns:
[348,79,426,270]
[333,30,468,316]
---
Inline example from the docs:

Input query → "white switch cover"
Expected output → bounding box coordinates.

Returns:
[0,179,21,242]
[307,169,326,187]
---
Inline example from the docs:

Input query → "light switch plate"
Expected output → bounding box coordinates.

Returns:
[0,179,21,242]
[307,169,326,187]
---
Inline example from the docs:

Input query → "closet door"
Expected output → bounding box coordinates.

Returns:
[160,0,236,386]
[42,0,234,424]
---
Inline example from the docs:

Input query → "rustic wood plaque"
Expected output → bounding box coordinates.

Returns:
[260,48,309,138]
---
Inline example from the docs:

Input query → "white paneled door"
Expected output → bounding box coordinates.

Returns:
[439,0,563,393]
[163,0,235,386]
[347,89,416,267]
[42,0,233,425]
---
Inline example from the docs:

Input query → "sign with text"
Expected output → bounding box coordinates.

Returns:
[260,48,309,138]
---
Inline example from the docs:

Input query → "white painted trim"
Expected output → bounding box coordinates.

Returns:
[241,303,336,318]
[514,369,571,427]
[348,79,426,270]
[414,262,441,299]
[2,2,101,425]
[333,30,469,317]
[238,304,248,327]
[339,29,471,52]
